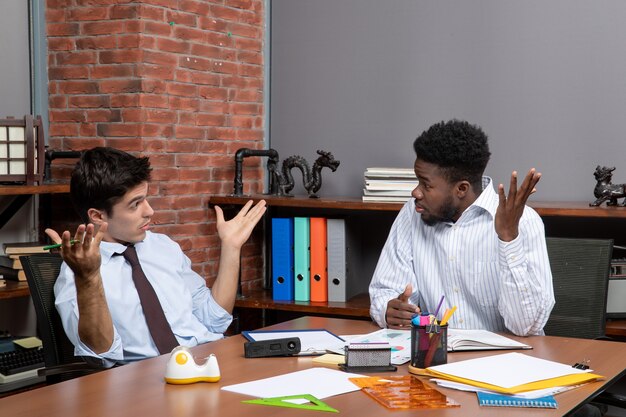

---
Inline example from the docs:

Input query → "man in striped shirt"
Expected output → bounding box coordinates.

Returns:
[369,120,555,336]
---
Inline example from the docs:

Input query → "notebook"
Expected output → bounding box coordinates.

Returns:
[477,392,558,408]
[447,329,532,351]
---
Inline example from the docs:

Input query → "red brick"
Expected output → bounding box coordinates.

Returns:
[103,138,144,151]
[138,4,165,21]
[80,123,97,136]
[118,35,141,49]
[49,124,79,137]
[143,21,172,37]
[175,126,205,139]
[179,209,207,223]
[63,137,106,150]
[228,23,261,39]
[48,38,75,51]
[49,67,89,80]
[237,51,262,65]
[197,141,227,154]
[171,196,204,210]
[49,110,86,122]
[110,5,139,20]
[47,23,80,36]
[199,102,229,114]
[174,26,205,42]
[141,80,168,94]
[190,72,221,86]
[230,103,260,115]
[69,96,110,108]
[206,32,233,48]
[210,5,243,21]
[165,139,197,153]
[99,79,142,93]
[120,108,145,122]
[68,7,108,21]
[142,138,168,151]
[146,109,176,123]
[149,154,176,167]
[237,129,263,141]
[110,95,140,107]
[90,65,135,79]
[87,109,122,122]
[197,114,226,126]
[141,124,173,138]
[235,37,262,52]
[56,51,97,65]
[180,0,211,16]
[99,50,142,64]
[76,36,117,50]
[207,127,237,140]
[169,96,199,111]
[198,16,228,32]
[139,64,175,80]
[139,94,169,108]
[167,82,197,97]
[97,123,141,137]
[57,81,99,94]
[179,56,212,71]
[166,10,197,27]
[156,38,190,54]
[189,43,221,59]
[143,50,178,66]
[82,21,126,35]
[152,210,177,225]
[49,96,68,108]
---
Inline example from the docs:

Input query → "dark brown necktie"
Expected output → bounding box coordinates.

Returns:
[122,245,178,354]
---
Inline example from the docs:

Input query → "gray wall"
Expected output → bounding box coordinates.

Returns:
[270,0,626,201]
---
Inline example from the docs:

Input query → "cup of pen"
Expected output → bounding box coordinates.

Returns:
[410,323,448,369]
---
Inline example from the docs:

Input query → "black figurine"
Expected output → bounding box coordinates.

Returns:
[274,150,340,198]
[590,165,626,207]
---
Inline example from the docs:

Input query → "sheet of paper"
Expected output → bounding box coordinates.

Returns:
[221,367,363,399]
[430,378,578,399]
[242,330,345,355]
[428,352,591,389]
[447,329,532,351]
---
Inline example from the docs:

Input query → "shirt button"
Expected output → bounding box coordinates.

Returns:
[449,256,456,261]
[458,318,464,324]
[454,287,460,293]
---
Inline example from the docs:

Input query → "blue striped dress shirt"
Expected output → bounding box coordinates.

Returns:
[369,177,555,336]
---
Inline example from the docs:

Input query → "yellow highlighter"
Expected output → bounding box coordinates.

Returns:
[440,305,457,326]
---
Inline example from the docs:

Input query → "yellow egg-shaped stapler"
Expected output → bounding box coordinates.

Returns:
[164,346,221,384]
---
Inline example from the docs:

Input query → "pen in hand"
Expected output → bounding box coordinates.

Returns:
[43,240,79,251]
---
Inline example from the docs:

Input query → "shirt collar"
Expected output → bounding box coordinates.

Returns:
[100,233,148,264]
[467,176,498,219]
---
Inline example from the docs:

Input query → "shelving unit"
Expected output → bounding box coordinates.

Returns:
[0,183,71,300]
[210,194,626,335]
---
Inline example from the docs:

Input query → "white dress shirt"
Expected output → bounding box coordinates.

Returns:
[54,231,232,366]
[369,177,555,336]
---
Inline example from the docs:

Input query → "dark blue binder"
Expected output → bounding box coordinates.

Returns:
[271,217,294,301]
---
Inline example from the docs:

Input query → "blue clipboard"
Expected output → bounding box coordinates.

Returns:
[241,329,346,356]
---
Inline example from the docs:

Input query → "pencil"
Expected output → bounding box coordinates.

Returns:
[43,240,78,250]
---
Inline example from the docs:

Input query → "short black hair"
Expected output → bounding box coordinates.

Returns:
[70,147,152,223]
[413,119,491,191]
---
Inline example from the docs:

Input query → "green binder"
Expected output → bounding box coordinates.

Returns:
[294,217,310,301]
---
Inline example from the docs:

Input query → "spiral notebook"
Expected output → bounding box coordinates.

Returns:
[477,392,558,408]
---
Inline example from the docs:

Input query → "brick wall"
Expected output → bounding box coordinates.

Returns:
[45,0,266,290]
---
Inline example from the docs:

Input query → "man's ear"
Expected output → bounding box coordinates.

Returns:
[456,180,471,198]
[87,208,106,225]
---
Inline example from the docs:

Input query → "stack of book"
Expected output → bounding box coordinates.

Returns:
[363,167,417,203]
[1,242,49,281]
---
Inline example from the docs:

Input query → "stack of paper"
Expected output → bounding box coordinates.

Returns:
[362,167,417,203]
[425,352,604,395]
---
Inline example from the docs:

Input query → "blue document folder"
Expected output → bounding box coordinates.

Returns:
[271,217,294,301]
[293,217,310,301]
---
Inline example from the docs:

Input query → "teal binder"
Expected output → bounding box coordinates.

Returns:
[293,217,310,301]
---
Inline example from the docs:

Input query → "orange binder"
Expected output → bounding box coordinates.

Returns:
[309,217,328,302]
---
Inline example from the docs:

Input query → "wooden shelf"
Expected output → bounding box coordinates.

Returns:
[0,183,70,196]
[210,194,626,218]
[235,290,370,318]
[209,194,404,212]
[0,281,29,300]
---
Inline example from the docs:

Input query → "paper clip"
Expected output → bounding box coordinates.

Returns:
[426,315,440,334]
[573,358,590,370]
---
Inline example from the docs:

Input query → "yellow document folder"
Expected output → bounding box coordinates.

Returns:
[425,352,603,395]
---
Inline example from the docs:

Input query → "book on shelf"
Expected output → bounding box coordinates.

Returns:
[3,241,48,255]
[362,195,412,203]
[363,189,412,197]
[0,265,22,281]
[447,329,532,352]
[364,180,417,191]
[364,167,416,179]
[476,392,557,408]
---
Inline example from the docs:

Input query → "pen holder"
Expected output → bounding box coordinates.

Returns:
[410,324,448,369]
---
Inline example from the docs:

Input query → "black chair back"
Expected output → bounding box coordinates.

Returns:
[544,237,613,339]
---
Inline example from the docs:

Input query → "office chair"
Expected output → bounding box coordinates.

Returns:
[544,237,626,409]
[21,253,100,383]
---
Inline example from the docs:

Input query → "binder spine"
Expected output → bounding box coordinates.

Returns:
[294,217,310,302]
[309,217,328,302]
[271,217,294,301]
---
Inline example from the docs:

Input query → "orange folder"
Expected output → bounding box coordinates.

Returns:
[309,217,328,302]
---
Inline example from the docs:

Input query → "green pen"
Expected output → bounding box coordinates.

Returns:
[43,240,79,251]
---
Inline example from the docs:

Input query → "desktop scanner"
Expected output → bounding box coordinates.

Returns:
[164,346,220,384]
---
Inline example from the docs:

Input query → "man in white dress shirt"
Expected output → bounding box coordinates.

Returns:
[369,120,555,336]
[46,147,266,366]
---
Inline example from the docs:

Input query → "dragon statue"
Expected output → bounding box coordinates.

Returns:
[271,150,340,198]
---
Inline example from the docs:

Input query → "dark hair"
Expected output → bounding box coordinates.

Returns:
[413,119,491,192]
[70,147,152,223]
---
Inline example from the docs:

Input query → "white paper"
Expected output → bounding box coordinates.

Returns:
[428,352,591,389]
[243,330,345,355]
[221,367,363,399]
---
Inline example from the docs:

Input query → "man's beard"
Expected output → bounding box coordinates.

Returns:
[420,196,458,226]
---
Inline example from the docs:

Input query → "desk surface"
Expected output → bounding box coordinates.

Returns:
[3,317,626,417]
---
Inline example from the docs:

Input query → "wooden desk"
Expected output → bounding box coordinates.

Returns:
[3,317,626,416]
